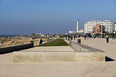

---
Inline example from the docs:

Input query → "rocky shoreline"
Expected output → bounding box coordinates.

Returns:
[0,35,47,47]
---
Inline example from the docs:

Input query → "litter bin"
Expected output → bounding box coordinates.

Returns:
[77,39,81,44]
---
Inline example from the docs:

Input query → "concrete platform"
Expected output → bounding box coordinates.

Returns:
[13,46,75,62]
[13,45,105,62]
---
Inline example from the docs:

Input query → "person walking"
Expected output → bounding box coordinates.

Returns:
[84,35,86,40]
[39,39,43,45]
[93,35,96,39]
[74,35,76,40]
[106,34,109,43]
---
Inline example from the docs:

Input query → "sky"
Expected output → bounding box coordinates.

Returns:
[0,0,116,35]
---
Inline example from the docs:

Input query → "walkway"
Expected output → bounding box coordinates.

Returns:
[0,41,116,77]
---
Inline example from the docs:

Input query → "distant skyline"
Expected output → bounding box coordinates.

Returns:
[0,0,116,35]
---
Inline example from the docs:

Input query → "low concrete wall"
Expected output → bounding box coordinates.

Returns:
[70,41,105,62]
[13,51,75,62]
[12,40,105,62]
[0,43,33,54]
[13,42,105,62]
[75,52,105,62]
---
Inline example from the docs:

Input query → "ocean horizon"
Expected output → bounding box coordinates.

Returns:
[0,35,27,37]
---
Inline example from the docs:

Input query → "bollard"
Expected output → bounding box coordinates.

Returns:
[77,39,81,44]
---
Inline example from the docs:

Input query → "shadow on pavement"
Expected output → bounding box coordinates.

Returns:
[105,56,115,61]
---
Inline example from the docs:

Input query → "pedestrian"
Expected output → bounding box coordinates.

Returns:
[71,37,73,40]
[106,34,109,43]
[98,35,99,38]
[74,36,76,40]
[68,36,70,40]
[39,39,43,45]
[93,35,96,39]
[84,35,86,40]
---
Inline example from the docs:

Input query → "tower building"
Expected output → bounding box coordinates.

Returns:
[77,18,79,32]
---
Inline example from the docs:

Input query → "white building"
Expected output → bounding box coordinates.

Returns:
[79,29,84,33]
[69,30,76,34]
[115,23,116,31]
[84,20,115,33]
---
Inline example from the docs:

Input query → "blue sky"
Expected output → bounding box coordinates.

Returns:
[0,0,116,35]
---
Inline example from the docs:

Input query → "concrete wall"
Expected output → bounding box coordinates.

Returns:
[13,51,75,62]
[0,43,33,54]
[13,51,105,62]
[70,41,105,61]
[75,52,105,62]
[12,40,105,62]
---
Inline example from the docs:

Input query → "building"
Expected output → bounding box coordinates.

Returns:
[79,29,84,33]
[84,20,115,33]
[69,30,76,34]
[77,18,79,32]
[69,30,74,34]
[115,23,116,31]
[91,24,105,35]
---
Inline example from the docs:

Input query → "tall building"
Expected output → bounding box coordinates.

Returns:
[84,20,115,33]
[77,18,79,32]
[114,23,116,31]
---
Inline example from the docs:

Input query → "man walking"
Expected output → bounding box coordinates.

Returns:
[84,35,86,40]
[106,34,109,43]
[39,39,43,45]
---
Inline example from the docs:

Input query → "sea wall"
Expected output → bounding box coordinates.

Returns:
[0,43,33,54]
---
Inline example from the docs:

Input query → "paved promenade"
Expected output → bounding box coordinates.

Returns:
[0,40,116,77]
[73,37,116,61]
[0,62,116,77]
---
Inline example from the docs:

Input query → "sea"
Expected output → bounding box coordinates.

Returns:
[0,35,27,37]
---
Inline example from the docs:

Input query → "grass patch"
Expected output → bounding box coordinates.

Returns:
[38,39,69,46]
